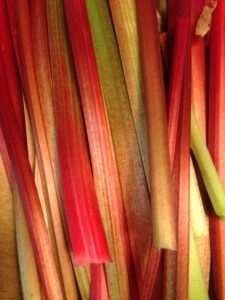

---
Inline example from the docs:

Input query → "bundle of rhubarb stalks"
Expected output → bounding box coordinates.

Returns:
[0,0,225,299]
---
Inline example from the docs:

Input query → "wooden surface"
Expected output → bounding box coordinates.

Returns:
[0,156,22,300]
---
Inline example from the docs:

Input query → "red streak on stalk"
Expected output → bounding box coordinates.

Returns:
[208,1,225,298]
[0,127,12,185]
[191,0,207,137]
[140,248,162,300]
[91,265,109,300]
[168,18,190,165]
[0,0,26,146]
[191,37,207,137]
[6,0,22,76]
[164,3,191,295]
[168,0,191,33]
[0,58,63,300]
[64,0,133,297]
[174,43,191,300]
[167,0,192,297]
[163,18,190,299]
[54,60,111,264]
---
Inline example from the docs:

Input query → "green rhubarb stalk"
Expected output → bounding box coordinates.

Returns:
[86,0,151,292]
[190,159,208,238]
[188,226,209,300]
[73,267,90,300]
[13,179,43,300]
[16,109,44,299]
[108,0,149,187]
[191,110,225,218]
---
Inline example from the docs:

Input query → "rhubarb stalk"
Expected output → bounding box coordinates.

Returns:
[136,0,176,250]
[208,1,225,298]
[108,0,149,185]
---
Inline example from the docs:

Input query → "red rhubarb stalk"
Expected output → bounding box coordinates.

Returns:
[0,0,26,146]
[208,1,225,298]
[167,18,190,165]
[173,63,191,300]
[140,248,162,299]
[6,0,23,76]
[163,20,190,299]
[91,265,109,300]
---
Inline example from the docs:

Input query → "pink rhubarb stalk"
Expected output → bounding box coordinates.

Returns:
[208,1,225,298]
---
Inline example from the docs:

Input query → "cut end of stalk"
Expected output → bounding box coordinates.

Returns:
[195,0,217,36]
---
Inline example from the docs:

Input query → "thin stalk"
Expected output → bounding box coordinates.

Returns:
[191,110,225,218]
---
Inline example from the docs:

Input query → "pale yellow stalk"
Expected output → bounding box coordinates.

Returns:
[188,226,209,300]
